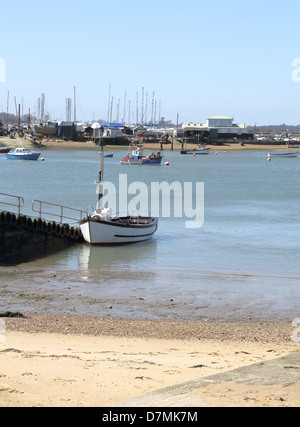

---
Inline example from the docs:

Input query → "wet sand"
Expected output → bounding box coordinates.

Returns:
[0,314,299,407]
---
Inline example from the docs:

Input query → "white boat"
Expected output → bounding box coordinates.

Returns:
[268,151,298,158]
[268,143,298,158]
[80,141,158,245]
[181,144,211,155]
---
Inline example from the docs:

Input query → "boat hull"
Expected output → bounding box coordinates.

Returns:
[181,148,210,155]
[268,152,298,158]
[121,157,162,165]
[0,147,12,154]
[6,153,41,160]
[80,217,158,245]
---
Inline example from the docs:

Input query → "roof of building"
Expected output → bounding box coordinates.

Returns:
[207,115,233,120]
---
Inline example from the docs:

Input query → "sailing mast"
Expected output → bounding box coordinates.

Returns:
[74,86,77,124]
[97,136,104,211]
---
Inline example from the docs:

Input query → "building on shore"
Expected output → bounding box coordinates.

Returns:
[181,116,253,144]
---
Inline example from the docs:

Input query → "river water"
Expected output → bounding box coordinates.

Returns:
[0,149,299,321]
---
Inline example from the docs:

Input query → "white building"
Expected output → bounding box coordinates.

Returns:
[182,115,253,142]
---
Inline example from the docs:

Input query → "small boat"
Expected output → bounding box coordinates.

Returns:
[268,152,298,158]
[268,143,298,159]
[104,153,113,158]
[80,141,158,245]
[181,144,211,155]
[0,146,12,154]
[6,146,41,160]
[121,147,162,165]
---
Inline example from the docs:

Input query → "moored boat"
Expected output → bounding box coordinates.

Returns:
[267,152,298,158]
[6,147,41,160]
[0,146,12,154]
[181,144,211,155]
[121,147,162,165]
[268,143,298,158]
[80,142,158,245]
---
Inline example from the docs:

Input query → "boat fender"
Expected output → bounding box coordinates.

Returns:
[37,218,44,232]
[46,222,52,234]
[10,214,17,227]
[32,218,39,232]
[64,224,70,237]
[41,221,48,233]
[74,228,80,240]
[60,226,66,238]
[5,212,12,225]
[16,215,24,230]
[69,227,76,239]
[55,223,61,237]
[0,212,6,226]
[50,221,57,234]
[26,217,33,231]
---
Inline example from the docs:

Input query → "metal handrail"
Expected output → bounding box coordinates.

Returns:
[32,200,87,224]
[0,192,24,215]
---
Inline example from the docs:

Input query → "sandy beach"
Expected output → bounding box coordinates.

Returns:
[0,314,299,407]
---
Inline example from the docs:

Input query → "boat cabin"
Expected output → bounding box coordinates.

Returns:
[131,148,144,159]
[14,148,32,154]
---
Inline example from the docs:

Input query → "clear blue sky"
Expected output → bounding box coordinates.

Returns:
[1,0,300,126]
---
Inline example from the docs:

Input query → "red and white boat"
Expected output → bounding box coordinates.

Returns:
[121,147,163,165]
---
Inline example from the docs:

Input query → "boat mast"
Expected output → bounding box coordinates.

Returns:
[74,86,77,124]
[97,135,104,210]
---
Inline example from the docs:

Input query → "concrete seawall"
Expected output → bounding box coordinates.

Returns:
[0,211,83,263]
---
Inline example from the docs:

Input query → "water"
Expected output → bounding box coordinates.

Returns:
[0,149,299,320]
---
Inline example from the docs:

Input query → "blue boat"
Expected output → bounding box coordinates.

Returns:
[6,147,41,160]
[121,147,162,165]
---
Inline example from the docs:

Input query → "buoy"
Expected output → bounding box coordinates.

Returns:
[193,153,196,157]
[267,157,271,161]
[41,157,45,161]
[215,152,218,155]
[165,161,169,166]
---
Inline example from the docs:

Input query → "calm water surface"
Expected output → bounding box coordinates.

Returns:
[0,149,299,320]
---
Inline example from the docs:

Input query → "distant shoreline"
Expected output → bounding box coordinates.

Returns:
[0,135,296,153]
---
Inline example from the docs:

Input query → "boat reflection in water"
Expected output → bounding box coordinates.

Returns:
[77,239,158,274]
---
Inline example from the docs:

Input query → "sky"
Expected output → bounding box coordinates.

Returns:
[1,0,300,126]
